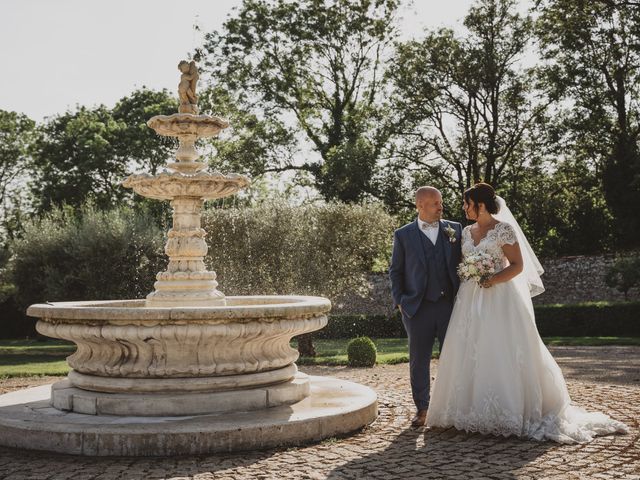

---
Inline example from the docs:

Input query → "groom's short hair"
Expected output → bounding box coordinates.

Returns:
[415,186,440,202]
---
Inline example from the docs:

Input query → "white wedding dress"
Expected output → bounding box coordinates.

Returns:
[426,221,629,443]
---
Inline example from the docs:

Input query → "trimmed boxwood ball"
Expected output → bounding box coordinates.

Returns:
[347,336,377,367]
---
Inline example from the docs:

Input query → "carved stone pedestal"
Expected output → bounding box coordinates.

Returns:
[122,171,250,307]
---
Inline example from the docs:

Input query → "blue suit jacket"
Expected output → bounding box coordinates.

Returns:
[389,219,463,318]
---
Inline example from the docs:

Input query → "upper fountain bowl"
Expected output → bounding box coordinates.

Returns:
[147,113,230,138]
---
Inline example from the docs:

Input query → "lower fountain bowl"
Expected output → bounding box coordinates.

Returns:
[27,296,330,388]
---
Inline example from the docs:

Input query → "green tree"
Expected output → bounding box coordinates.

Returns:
[386,0,545,202]
[30,89,179,214]
[111,87,178,176]
[605,255,640,300]
[199,0,400,202]
[111,88,178,223]
[0,110,35,240]
[536,0,640,246]
[501,159,615,256]
[198,85,297,180]
[30,106,128,212]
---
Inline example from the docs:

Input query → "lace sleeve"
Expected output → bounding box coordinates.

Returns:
[497,222,518,247]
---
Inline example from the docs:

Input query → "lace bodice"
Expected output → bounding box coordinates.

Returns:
[462,222,518,273]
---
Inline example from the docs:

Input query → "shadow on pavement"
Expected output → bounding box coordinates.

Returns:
[326,425,555,479]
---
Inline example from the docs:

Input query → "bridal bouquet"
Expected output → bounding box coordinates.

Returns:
[457,252,496,284]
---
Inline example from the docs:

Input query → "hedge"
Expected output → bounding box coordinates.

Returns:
[534,302,640,337]
[0,297,35,338]
[318,301,640,339]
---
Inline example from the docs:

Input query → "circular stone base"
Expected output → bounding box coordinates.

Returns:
[0,376,377,456]
[53,372,310,416]
[67,364,298,393]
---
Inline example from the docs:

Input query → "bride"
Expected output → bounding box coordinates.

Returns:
[426,182,629,443]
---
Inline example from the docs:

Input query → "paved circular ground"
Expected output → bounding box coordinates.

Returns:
[0,346,638,479]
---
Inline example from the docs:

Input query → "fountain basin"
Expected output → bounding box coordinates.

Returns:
[27,295,331,417]
[28,296,330,381]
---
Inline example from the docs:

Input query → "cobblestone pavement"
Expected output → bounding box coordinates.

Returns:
[0,346,638,480]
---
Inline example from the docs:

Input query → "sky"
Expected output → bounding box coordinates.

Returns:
[0,0,482,122]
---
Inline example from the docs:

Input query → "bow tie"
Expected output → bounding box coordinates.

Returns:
[421,221,439,229]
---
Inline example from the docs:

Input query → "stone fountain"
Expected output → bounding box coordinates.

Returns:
[0,61,377,456]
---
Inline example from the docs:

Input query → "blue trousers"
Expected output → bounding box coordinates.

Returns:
[401,295,453,410]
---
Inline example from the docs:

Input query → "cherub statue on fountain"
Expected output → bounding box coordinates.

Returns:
[178,59,199,114]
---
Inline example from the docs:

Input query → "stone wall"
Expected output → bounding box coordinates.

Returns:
[332,254,640,316]
[532,254,639,305]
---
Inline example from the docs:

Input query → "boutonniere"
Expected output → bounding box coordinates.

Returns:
[444,224,457,243]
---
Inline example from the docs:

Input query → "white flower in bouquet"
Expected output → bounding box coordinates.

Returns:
[458,252,497,284]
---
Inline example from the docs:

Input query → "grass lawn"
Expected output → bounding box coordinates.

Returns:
[0,355,70,377]
[294,336,640,365]
[0,339,75,377]
[295,338,412,366]
[0,339,76,355]
[1,337,639,377]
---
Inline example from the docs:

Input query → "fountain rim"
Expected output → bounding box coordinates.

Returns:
[27,295,331,321]
[146,112,230,126]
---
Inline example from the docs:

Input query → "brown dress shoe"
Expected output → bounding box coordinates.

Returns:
[411,409,428,427]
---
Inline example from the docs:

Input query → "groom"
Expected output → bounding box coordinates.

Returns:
[389,186,462,426]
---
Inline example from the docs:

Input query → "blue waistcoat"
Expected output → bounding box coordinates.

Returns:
[418,230,453,302]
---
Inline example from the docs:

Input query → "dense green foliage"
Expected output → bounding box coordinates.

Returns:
[315,314,403,339]
[534,301,640,337]
[202,202,395,298]
[29,88,178,215]
[199,0,400,203]
[8,206,166,310]
[536,0,640,247]
[346,336,377,367]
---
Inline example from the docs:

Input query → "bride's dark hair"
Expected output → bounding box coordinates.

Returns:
[464,182,499,215]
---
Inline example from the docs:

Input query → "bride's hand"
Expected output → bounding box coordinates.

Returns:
[480,276,496,288]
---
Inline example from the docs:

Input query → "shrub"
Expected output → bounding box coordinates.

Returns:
[202,201,395,298]
[347,336,377,367]
[8,205,165,309]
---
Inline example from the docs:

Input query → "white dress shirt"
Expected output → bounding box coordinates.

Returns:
[418,218,440,245]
